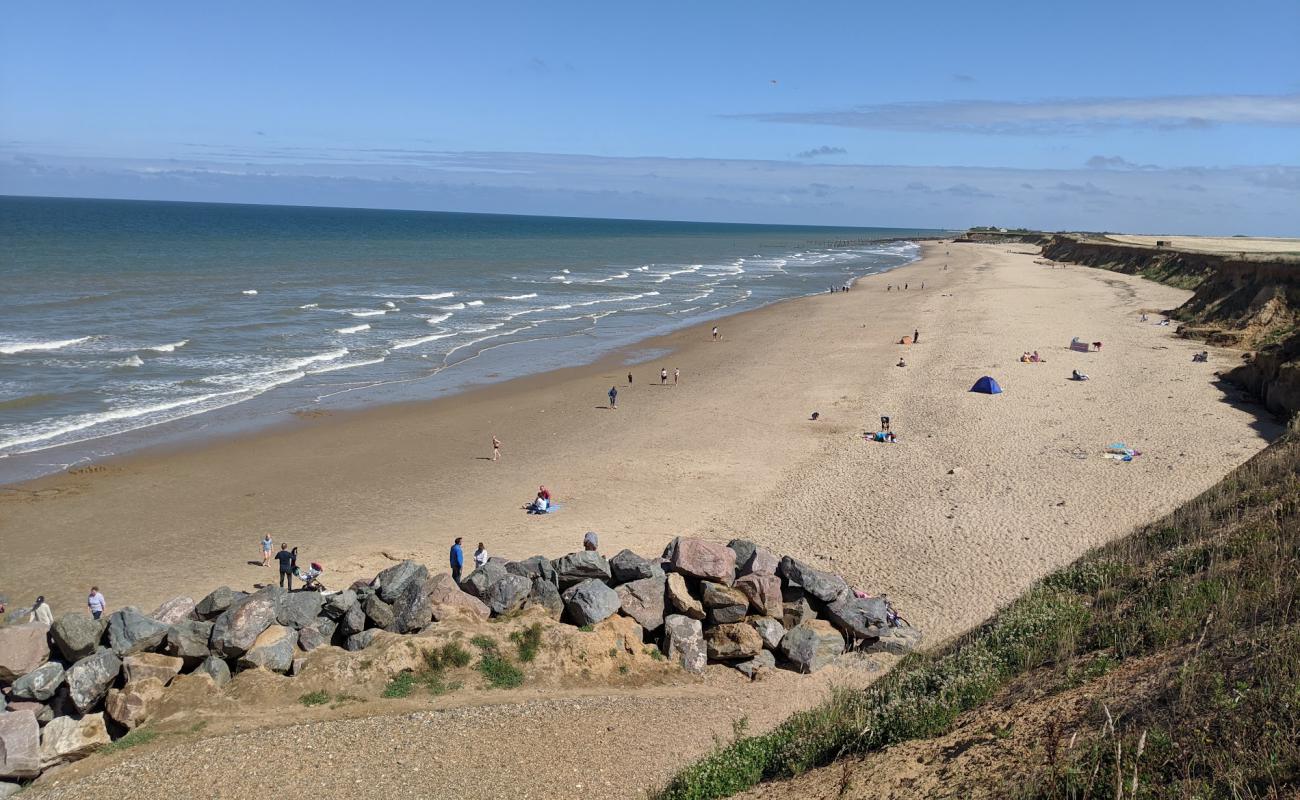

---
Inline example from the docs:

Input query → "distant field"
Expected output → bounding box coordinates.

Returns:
[1104,233,1300,256]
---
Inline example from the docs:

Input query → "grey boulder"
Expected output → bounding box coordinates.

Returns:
[735,648,776,679]
[321,589,358,620]
[0,709,41,779]
[701,582,750,625]
[390,578,433,633]
[825,595,891,640]
[345,629,382,652]
[524,577,564,621]
[726,539,758,572]
[66,650,122,713]
[662,614,706,675]
[610,549,663,584]
[362,594,395,631]
[506,555,558,586]
[149,596,196,625]
[297,617,338,652]
[210,590,280,658]
[238,625,298,673]
[485,574,533,617]
[749,616,786,650]
[339,600,366,638]
[164,619,214,664]
[782,598,817,630]
[863,626,924,656]
[561,579,621,627]
[194,586,245,620]
[776,557,848,603]
[106,607,171,656]
[615,575,667,631]
[276,591,325,629]
[779,620,845,673]
[11,662,66,702]
[50,613,104,662]
[459,561,508,599]
[198,655,231,687]
[374,560,429,603]
[551,551,612,589]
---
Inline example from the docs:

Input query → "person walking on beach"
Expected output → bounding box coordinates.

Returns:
[275,543,295,590]
[608,385,618,409]
[492,435,501,461]
[904,282,909,290]
[627,371,633,385]
[474,542,489,569]
[260,534,274,567]
[87,586,106,620]
[30,596,54,626]
[660,367,668,385]
[450,537,465,583]
[673,367,679,386]
[913,328,920,344]
[711,326,720,341]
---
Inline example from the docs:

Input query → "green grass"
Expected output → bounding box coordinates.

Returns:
[298,690,330,707]
[382,672,419,698]
[510,622,544,663]
[382,641,475,699]
[101,728,161,754]
[654,435,1300,800]
[477,651,525,689]
[578,624,594,633]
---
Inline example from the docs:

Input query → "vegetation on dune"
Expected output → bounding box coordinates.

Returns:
[382,641,473,698]
[654,435,1300,800]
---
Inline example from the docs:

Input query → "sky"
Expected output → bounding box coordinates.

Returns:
[1,0,1297,234]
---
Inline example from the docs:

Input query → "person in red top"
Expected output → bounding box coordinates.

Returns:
[538,485,551,501]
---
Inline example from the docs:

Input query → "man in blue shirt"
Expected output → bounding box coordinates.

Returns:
[450,537,464,584]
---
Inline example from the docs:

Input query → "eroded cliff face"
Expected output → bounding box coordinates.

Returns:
[1037,234,1300,423]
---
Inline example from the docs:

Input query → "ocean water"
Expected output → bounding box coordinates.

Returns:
[0,196,936,480]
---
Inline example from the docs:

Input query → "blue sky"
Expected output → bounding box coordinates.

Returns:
[2,0,1298,233]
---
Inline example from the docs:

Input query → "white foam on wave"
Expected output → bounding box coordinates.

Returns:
[310,356,387,375]
[438,302,467,311]
[550,304,572,310]
[548,275,567,282]
[460,323,505,333]
[383,301,397,309]
[0,337,92,355]
[653,275,673,283]
[502,307,546,320]
[144,340,189,353]
[116,355,144,368]
[466,300,485,307]
[242,289,258,295]
[423,313,453,325]
[393,331,460,350]
[418,292,456,301]
[336,324,371,334]
[299,303,319,310]
[500,293,537,300]
[349,309,387,318]
[561,269,571,274]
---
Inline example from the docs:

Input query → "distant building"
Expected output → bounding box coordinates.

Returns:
[1155,240,1171,247]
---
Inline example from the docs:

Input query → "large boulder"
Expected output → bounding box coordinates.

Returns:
[734,574,783,617]
[104,677,166,730]
[748,617,786,650]
[321,589,358,620]
[106,607,170,656]
[780,620,845,673]
[551,552,612,589]
[739,546,780,577]
[391,578,433,634]
[238,625,298,673]
[38,713,110,768]
[210,590,279,658]
[863,626,924,656]
[825,595,891,641]
[524,577,563,621]
[123,652,184,686]
[5,701,53,725]
[276,591,325,629]
[11,662,65,702]
[782,598,817,630]
[610,549,663,584]
[164,619,214,664]
[374,560,429,603]
[194,586,244,620]
[0,624,50,682]
[362,594,395,631]
[149,596,196,625]
[665,573,705,620]
[198,655,231,687]
[776,557,849,603]
[701,582,750,625]
[615,576,667,631]
[662,614,706,675]
[506,556,558,586]
[339,600,366,638]
[561,579,621,627]
[704,623,763,661]
[426,573,490,620]
[669,538,736,585]
[66,650,122,713]
[50,613,103,662]
[726,539,758,572]
[297,617,338,652]
[459,561,509,599]
[485,574,533,617]
[0,710,41,779]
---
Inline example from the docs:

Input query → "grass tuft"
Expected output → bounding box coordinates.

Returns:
[101,728,161,754]
[510,622,545,663]
[298,690,330,707]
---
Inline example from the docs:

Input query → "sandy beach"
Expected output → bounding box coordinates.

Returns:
[7,240,1281,799]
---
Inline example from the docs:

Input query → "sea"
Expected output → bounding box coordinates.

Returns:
[0,196,938,482]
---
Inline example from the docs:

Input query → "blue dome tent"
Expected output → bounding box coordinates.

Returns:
[970,375,1003,394]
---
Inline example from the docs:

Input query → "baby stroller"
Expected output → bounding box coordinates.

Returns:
[295,562,327,592]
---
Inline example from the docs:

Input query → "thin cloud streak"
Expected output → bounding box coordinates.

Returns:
[736,93,1300,135]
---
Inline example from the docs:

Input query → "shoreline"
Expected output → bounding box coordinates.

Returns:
[0,240,936,487]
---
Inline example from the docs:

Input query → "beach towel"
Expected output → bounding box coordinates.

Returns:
[1069,339,1090,353]
[527,503,561,515]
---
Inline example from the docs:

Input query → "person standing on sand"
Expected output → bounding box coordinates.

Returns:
[450,537,465,583]
[260,534,274,566]
[660,367,667,385]
[711,326,720,341]
[474,542,489,568]
[30,596,54,626]
[87,586,106,620]
[492,435,501,461]
[914,329,920,344]
[608,385,618,409]
[275,543,294,590]
[673,367,679,386]
[628,371,633,385]
[904,282,909,290]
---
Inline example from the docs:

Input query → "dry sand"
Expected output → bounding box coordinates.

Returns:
[1102,233,1300,256]
[7,241,1280,799]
